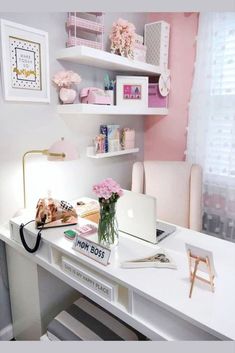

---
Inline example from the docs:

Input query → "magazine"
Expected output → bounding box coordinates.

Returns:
[120,250,177,269]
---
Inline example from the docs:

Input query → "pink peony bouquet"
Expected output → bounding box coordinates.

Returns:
[93,178,123,202]
[94,178,122,246]
[52,70,81,88]
[109,18,136,59]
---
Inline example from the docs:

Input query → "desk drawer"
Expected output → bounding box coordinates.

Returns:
[132,292,219,341]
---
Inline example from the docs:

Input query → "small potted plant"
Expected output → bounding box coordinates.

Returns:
[93,178,123,248]
[52,70,81,104]
[109,18,136,59]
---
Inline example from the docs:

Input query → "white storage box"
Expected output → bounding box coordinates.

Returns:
[144,21,170,68]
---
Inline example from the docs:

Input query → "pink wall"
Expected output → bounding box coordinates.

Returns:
[144,13,198,160]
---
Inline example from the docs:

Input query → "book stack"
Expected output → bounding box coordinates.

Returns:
[100,125,108,152]
[100,124,120,153]
[76,201,100,218]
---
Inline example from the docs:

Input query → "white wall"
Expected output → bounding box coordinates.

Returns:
[0,12,148,223]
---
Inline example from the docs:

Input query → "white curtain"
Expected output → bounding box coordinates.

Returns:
[186,12,235,242]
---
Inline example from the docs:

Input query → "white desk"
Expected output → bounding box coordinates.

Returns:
[0,204,235,341]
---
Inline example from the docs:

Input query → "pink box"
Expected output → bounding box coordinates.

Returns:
[80,88,111,105]
[122,128,135,149]
[148,83,168,108]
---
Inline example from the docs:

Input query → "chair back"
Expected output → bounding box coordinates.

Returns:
[132,161,202,230]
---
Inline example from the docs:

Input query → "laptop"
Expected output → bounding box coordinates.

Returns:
[116,190,176,244]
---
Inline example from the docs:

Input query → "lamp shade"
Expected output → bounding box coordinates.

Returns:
[47,137,79,161]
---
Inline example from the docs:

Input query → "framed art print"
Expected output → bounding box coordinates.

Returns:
[0,19,50,102]
[123,84,142,100]
[116,76,148,107]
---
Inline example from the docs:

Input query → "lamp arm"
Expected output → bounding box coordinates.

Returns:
[22,149,65,209]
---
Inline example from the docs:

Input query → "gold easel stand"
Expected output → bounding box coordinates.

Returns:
[187,251,215,298]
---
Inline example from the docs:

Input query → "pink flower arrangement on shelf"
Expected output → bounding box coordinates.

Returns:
[109,18,136,59]
[52,70,81,89]
[52,70,82,104]
[93,178,123,201]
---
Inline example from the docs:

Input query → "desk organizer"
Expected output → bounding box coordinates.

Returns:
[144,21,170,68]
[67,36,103,50]
[66,12,104,50]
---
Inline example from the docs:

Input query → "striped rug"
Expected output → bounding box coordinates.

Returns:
[47,297,146,341]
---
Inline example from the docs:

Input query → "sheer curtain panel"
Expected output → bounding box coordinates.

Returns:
[186,12,235,242]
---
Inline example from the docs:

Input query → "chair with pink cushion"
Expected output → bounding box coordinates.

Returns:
[131,161,202,231]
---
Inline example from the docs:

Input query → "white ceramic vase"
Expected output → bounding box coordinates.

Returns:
[106,90,114,105]
[59,88,77,104]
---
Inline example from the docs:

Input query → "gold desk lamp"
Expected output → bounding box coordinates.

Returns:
[22,137,78,208]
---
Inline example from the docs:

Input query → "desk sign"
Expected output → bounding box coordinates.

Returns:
[73,234,111,266]
[61,257,117,301]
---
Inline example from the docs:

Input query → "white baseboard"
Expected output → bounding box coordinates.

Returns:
[40,334,51,341]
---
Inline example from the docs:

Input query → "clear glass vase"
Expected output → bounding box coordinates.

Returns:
[98,200,119,248]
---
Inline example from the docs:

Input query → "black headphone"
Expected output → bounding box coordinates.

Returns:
[19,219,45,253]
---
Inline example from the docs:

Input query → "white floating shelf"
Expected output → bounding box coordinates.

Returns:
[87,148,139,159]
[57,104,168,116]
[56,45,165,75]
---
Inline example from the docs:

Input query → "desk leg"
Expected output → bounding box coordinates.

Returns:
[6,246,42,340]
[6,247,80,340]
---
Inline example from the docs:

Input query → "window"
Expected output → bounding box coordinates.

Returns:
[211,13,235,96]
[206,13,235,178]
[187,13,235,241]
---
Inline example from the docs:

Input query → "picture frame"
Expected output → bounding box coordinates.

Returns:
[116,75,148,107]
[185,243,217,276]
[185,243,217,298]
[0,19,50,102]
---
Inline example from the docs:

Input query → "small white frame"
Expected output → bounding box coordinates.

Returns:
[116,75,148,108]
[0,19,50,102]
[185,243,217,276]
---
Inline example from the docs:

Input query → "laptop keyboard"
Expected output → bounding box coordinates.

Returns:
[156,229,164,237]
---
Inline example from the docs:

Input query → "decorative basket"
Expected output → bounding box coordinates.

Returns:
[66,12,104,50]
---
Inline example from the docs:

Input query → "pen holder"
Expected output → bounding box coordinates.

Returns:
[106,90,114,105]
